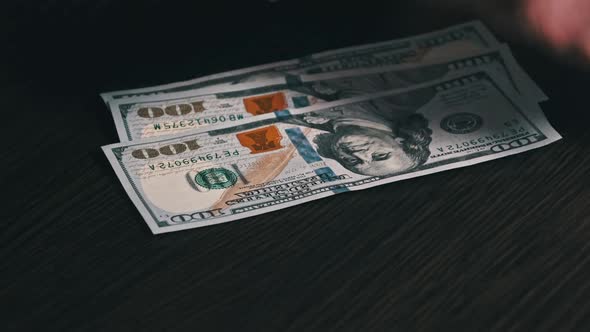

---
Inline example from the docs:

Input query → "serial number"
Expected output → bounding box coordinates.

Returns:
[148,150,240,170]
[153,114,245,131]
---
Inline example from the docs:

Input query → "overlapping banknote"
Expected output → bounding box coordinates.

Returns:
[101,21,560,234]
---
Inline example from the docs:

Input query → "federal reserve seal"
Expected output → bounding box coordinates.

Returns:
[440,113,483,134]
[195,168,238,190]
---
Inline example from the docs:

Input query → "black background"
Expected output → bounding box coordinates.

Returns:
[3,1,590,331]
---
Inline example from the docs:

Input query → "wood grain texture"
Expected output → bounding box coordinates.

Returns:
[2,1,590,331]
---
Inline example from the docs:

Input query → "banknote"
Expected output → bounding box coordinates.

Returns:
[102,71,561,234]
[110,47,545,142]
[100,21,502,105]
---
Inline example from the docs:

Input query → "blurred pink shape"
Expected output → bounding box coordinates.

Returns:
[524,0,590,58]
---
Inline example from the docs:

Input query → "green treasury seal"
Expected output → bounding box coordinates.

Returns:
[440,112,483,134]
[195,168,238,190]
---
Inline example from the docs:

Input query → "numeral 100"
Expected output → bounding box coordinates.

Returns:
[137,101,205,118]
[131,139,200,159]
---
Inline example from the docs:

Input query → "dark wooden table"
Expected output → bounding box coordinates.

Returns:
[3,1,590,331]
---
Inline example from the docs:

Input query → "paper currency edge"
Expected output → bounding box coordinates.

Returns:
[108,46,545,143]
[99,20,499,104]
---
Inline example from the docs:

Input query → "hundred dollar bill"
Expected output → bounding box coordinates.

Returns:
[103,71,561,234]
[110,46,544,142]
[101,21,503,105]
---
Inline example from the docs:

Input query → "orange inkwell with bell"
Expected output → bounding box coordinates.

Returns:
[243,92,288,116]
[236,126,284,154]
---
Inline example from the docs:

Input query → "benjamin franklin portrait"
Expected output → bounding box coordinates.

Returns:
[285,87,435,177]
